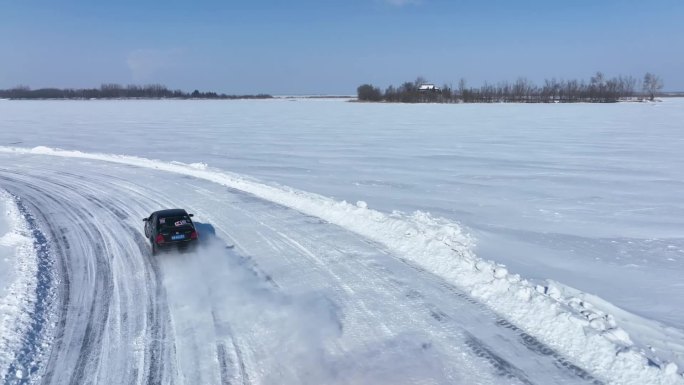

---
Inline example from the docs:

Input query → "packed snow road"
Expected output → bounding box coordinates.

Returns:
[0,153,613,385]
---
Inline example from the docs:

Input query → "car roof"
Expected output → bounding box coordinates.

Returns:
[153,209,190,218]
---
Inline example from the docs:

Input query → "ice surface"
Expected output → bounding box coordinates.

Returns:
[2,98,682,327]
[0,156,548,384]
[2,146,682,383]
[1,98,683,383]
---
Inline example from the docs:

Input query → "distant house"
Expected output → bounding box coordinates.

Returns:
[418,84,440,91]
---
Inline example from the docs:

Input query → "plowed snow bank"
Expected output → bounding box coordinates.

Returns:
[0,190,38,379]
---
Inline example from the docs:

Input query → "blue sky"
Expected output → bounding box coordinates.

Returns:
[1,0,682,94]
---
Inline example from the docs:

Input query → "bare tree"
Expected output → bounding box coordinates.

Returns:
[643,73,663,101]
[357,84,383,101]
[352,72,653,104]
[414,76,428,87]
[457,78,466,99]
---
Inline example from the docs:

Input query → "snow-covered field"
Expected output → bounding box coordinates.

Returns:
[0,98,683,384]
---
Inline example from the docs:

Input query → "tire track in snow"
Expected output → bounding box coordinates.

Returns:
[213,190,599,384]
[139,232,169,385]
[1,161,282,384]
[391,253,605,385]
[1,154,610,384]
[0,167,174,385]
[80,191,172,385]
[219,192,531,384]
[211,310,250,385]
[495,319,604,385]
[464,333,535,385]
[11,174,116,385]
[0,146,679,385]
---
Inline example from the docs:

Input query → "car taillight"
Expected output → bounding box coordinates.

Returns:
[190,231,198,240]
[155,234,165,244]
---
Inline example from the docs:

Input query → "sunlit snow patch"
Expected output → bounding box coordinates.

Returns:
[0,190,39,380]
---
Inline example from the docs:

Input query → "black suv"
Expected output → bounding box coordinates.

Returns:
[143,209,199,255]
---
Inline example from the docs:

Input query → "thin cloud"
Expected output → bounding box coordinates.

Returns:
[126,48,184,82]
[384,0,422,6]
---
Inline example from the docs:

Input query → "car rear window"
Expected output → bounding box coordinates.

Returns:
[158,215,192,228]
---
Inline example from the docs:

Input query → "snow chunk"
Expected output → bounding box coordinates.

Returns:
[603,327,633,345]
[188,162,208,170]
[0,232,30,247]
[589,318,607,330]
[493,265,508,279]
[29,146,56,155]
[506,274,521,284]
[536,282,562,301]
[171,160,209,170]
[545,284,562,301]
[356,200,368,209]
[475,260,491,272]
[663,362,678,375]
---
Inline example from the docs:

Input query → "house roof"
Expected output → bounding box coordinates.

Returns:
[418,84,439,90]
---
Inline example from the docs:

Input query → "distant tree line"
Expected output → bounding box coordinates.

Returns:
[0,84,273,100]
[358,72,664,103]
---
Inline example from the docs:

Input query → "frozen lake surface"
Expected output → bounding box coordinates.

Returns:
[2,98,682,324]
[0,98,683,383]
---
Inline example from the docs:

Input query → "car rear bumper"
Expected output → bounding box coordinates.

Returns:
[156,238,198,249]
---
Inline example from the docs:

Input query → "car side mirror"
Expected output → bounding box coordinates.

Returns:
[143,218,148,222]
[189,214,194,217]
